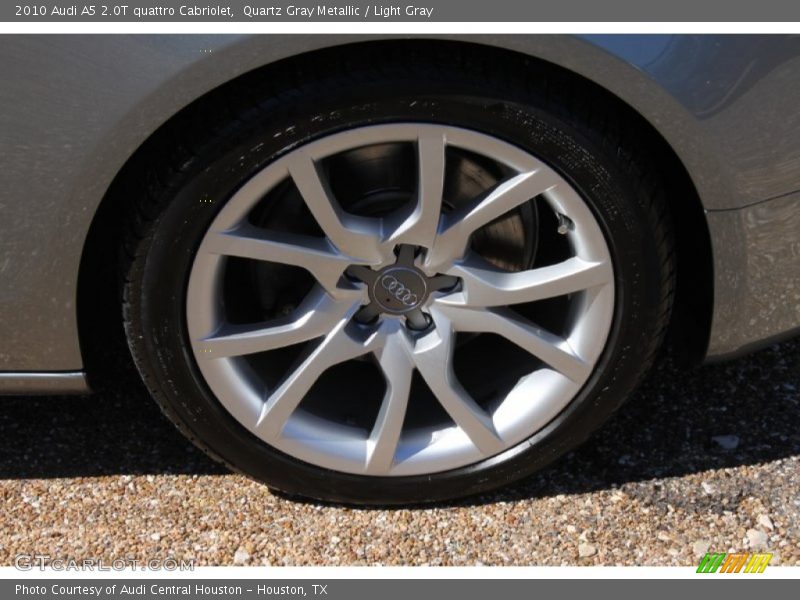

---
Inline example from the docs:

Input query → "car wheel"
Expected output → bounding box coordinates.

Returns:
[123,61,674,504]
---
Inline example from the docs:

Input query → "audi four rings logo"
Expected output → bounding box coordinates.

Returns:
[381,275,419,306]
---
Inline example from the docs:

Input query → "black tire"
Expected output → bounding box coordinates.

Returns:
[123,52,675,505]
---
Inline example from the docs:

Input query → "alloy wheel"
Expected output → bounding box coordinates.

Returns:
[186,123,615,477]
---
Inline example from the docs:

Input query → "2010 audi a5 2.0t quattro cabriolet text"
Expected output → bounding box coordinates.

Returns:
[1,35,798,504]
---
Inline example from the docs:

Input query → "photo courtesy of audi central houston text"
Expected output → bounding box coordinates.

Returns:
[1,35,799,505]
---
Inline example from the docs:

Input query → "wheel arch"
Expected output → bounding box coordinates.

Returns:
[76,37,713,389]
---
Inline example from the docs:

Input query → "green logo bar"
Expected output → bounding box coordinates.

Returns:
[697,553,726,573]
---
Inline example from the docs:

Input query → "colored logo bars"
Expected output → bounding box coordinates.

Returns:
[696,552,773,573]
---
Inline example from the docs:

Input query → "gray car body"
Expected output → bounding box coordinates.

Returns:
[1,34,799,393]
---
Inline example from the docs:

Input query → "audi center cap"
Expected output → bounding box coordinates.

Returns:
[371,267,429,314]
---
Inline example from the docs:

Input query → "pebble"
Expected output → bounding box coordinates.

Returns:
[233,548,250,565]
[757,515,774,531]
[692,539,711,557]
[746,529,769,550]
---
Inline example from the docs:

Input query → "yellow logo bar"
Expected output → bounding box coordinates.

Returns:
[744,553,773,573]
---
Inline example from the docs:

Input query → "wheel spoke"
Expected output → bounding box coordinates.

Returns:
[204,224,353,294]
[366,332,414,474]
[425,169,560,269]
[384,129,446,248]
[411,315,504,455]
[441,255,612,308]
[286,152,384,262]
[442,306,590,383]
[254,316,383,441]
[198,287,358,359]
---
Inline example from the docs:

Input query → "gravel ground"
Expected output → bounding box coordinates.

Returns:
[0,338,798,566]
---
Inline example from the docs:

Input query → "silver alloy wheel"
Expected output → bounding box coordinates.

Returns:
[186,124,615,476]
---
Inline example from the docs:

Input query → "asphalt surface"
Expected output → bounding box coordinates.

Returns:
[0,339,798,566]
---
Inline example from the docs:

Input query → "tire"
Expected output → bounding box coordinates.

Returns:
[123,54,674,505]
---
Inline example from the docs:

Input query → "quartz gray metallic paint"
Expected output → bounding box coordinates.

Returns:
[0,34,799,390]
[705,191,800,359]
